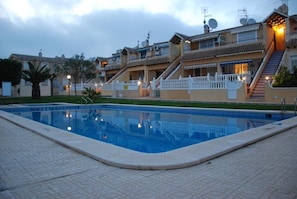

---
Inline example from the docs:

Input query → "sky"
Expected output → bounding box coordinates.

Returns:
[1,0,296,59]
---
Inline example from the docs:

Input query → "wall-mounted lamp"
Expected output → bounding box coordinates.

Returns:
[265,76,270,81]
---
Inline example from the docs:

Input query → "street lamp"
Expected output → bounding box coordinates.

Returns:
[67,75,71,96]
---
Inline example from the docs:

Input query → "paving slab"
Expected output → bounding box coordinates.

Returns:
[1,116,297,198]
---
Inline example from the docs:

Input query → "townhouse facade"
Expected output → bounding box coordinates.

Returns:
[98,3,297,103]
[5,3,297,103]
[8,52,67,97]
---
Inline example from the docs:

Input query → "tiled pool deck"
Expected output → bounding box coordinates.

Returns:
[0,106,297,198]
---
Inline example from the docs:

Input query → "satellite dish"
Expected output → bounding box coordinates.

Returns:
[208,18,218,29]
[247,18,256,24]
[141,40,148,47]
[240,18,247,25]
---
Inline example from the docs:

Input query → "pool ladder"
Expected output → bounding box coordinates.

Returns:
[281,97,286,118]
[295,97,297,116]
[81,96,93,105]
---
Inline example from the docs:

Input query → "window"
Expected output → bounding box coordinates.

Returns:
[140,51,146,59]
[23,62,32,86]
[25,81,32,86]
[199,39,214,49]
[290,55,297,72]
[235,63,248,74]
[41,80,48,86]
[237,30,257,43]
[41,62,49,86]
[23,61,30,70]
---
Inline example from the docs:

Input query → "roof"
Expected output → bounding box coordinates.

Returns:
[263,10,288,27]
[170,33,190,44]
[9,53,67,64]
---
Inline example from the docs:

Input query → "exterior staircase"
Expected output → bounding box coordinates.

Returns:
[250,50,284,99]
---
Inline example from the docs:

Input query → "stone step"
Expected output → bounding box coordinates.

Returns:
[249,50,284,99]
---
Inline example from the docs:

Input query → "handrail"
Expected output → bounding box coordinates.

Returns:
[155,54,181,88]
[86,97,93,104]
[294,97,297,116]
[81,96,93,105]
[272,49,287,85]
[106,63,128,83]
[249,41,275,97]
[281,97,286,117]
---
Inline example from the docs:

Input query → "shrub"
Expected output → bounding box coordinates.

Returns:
[82,87,101,100]
[273,66,297,87]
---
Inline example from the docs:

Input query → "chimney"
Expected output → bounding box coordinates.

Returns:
[204,24,210,34]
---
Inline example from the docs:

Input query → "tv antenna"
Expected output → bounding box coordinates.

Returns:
[281,0,288,5]
[201,7,211,25]
[201,7,217,32]
[239,8,256,25]
[141,31,151,47]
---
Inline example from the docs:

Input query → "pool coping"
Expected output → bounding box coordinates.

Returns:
[1,104,297,170]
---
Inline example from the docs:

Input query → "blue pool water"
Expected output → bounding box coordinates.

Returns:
[2,104,293,153]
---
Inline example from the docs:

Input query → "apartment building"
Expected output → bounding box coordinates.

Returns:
[99,3,297,103]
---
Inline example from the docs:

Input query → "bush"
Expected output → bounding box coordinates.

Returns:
[273,66,297,87]
[82,87,101,100]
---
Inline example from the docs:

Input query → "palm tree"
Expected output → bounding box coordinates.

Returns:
[22,61,51,99]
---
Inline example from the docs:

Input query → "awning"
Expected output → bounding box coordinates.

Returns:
[220,60,252,66]
[184,63,217,70]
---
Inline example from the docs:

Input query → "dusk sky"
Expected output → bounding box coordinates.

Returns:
[1,0,296,59]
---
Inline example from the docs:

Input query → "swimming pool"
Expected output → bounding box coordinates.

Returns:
[2,104,293,153]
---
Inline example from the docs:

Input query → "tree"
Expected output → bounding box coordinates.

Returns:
[49,73,57,96]
[83,59,97,82]
[22,61,51,99]
[57,53,95,95]
[0,59,22,88]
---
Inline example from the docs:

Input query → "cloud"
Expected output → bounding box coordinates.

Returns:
[0,0,296,59]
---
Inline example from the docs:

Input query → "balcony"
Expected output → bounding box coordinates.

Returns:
[182,41,265,61]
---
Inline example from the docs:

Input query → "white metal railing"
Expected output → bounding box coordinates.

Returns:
[192,80,226,89]
[158,73,249,90]
[102,81,139,91]
[160,79,188,89]
[70,82,99,91]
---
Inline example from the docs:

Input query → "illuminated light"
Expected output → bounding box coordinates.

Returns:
[278,27,284,33]
[65,113,72,117]
[67,126,72,131]
[265,76,269,81]
[137,80,141,86]
[185,40,191,43]
[138,123,142,128]
[100,118,104,122]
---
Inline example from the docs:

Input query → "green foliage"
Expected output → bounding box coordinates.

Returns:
[0,59,22,87]
[56,54,95,95]
[83,60,96,82]
[273,66,297,87]
[22,61,51,99]
[82,87,101,100]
